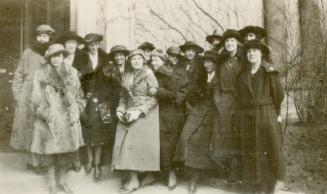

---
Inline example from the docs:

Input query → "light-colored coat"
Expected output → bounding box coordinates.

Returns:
[10,48,45,150]
[30,63,85,154]
[111,65,160,171]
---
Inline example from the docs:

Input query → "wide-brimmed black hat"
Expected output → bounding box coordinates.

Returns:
[108,45,129,59]
[206,29,223,44]
[56,31,84,44]
[243,39,270,55]
[179,41,204,53]
[239,25,266,40]
[84,33,103,44]
[138,42,155,51]
[202,50,218,62]
[221,29,243,44]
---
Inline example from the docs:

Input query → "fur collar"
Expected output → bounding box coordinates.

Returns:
[156,63,173,77]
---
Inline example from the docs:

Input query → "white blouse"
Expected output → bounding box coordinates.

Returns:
[89,52,99,70]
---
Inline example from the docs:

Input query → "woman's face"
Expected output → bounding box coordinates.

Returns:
[114,52,126,65]
[143,49,152,61]
[184,48,196,60]
[203,59,215,73]
[151,56,164,71]
[50,53,64,68]
[64,39,78,54]
[168,54,179,65]
[130,55,144,70]
[224,37,238,53]
[212,38,221,48]
[36,33,50,44]
[87,42,100,55]
[247,48,262,64]
[246,32,257,42]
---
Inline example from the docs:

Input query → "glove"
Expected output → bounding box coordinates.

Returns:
[277,115,282,123]
[116,111,125,123]
[126,110,142,123]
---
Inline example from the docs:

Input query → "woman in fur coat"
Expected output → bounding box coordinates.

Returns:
[11,24,54,172]
[30,44,85,194]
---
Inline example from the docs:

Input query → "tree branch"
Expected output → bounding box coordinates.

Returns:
[180,6,207,35]
[149,9,187,41]
[190,0,224,31]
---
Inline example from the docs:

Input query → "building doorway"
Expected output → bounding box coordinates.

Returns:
[0,0,70,152]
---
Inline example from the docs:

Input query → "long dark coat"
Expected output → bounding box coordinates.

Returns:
[174,73,218,171]
[212,48,246,160]
[236,61,285,193]
[154,63,189,170]
[76,49,117,146]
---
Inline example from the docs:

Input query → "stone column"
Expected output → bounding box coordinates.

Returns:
[103,0,134,50]
[70,0,97,37]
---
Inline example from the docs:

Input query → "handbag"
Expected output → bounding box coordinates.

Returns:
[97,103,113,124]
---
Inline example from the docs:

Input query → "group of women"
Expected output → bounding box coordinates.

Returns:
[10,24,285,194]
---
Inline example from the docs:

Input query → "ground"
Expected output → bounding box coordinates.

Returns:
[283,123,327,194]
[0,153,298,194]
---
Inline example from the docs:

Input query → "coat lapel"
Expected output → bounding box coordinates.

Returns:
[242,70,254,97]
[84,56,94,74]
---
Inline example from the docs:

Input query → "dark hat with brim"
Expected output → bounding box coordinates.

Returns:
[221,29,244,44]
[206,29,223,44]
[108,45,129,59]
[202,50,218,62]
[166,46,182,57]
[128,49,146,60]
[35,24,55,35]
[239,26,266,40]
[84,33,103,44]
[244,39,270,56]
[151,49,167,61]
[138,42,155,51]
[56,31,85,44]
[179,41,204,53]
[239,25,266,40]
[45,44,69,60]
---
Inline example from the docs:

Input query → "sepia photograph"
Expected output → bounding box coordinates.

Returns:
[0,0,326,194]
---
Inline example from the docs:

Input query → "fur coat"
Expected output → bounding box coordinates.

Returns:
[30,62,85,154]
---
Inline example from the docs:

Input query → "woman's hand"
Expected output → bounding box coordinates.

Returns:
[126,110,142,123]
[116,111,125,122]
[277,115,282,123]
[148,87,157,96]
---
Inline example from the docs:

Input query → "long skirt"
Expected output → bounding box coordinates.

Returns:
[175,103,217,171]
[111,105,160,172]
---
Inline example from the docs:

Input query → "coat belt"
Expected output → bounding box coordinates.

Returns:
[220,89,234,93]
[240,98,273,107]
